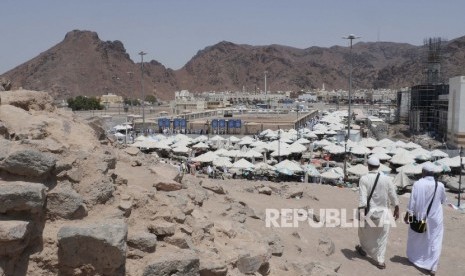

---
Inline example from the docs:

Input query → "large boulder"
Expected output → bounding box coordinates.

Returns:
[0,90,54,112]
[0,181,46,214]
[127,231,157,253]
[46,185,87,219]
[0,220,31,257]
[57,221,128,276]
[0,149,57,177]
[142,249,200,276]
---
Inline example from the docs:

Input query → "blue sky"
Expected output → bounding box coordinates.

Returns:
[1,0,464,74]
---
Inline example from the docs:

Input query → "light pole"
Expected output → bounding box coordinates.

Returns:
[264,71,268,108]
[459,146,463,207]
[139,51,147,134]
[342,34,360,180]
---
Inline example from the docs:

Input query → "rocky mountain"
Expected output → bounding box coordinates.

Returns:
[1,30,179,101]
[2,30,465,100]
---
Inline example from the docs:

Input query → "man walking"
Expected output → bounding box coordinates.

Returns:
[356,156,399,269]
[404,164,446,275]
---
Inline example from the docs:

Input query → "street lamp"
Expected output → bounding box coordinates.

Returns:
[342,34,360,180]
[139,51,147,134]
[459,146,463,207]
[264,71,268,108]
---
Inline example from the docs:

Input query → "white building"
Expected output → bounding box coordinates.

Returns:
[447,76,465,147]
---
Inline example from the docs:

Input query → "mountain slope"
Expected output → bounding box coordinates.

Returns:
[1,30,178,100]
[2,30,465,100]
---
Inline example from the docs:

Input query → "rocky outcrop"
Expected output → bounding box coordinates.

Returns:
[0,181,46,214]
[57,221,128,275]
[142,249,200,276]
[46,185,87,220]
[0,90,55,112]
[0,220,31,257]
[0,149,57,178]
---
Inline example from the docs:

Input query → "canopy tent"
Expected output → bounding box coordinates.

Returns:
[192,142,210,149]
[254,162,275,171]
[193,135,208,143]
[213,157,233,168]
[390,151,416,165]
[288,142,307,154]
[370,147,389,154]
[324,144,345,155]
[172,145,191,154]
[270,147,292,157]
[376,138,395,148]
[359,138,379,148]
[347,164,368,176]
[275,160,303,173]
[228,136,241,143]
[403,141,422,150]
[243,149,263,159]
[350,145,371,156]
[320,168,343,180]
[430,149,449,159]
[192,151,218,163]
[436,156,464,168]
[302,164,320,177]
[210,135,225,141]
[238,136,255,145]
[214,148,229,156]
[232,158,254,169]
[295,138,311,144]
[370,152,392,161]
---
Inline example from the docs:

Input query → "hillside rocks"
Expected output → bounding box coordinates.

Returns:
[0,90,55,112]
[57,221,128,276]
[142,249,200,276]
[46,185,87,219]
[0,220,31,257]
[0,181,46,214]
[0,149,57,178]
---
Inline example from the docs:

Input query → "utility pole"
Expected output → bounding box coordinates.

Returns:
[459,146,463,207]
[264,71,268,108]
[139,51,147,134]
[342,34,360,180]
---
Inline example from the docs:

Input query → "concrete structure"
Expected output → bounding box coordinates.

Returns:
[447,76,465,147]
[100,93,123,104]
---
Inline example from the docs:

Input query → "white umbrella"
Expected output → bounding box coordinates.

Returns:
[135,135,147,142]
[210,135,225,141]
[348,164,368,176]
[324,144,345,155]
[295,138,311,144]
[350,145,371,156]
[228,136,241,143]
[243,149,263,159]
[194,135,208,143]
[114,132,125,138]
[390,151,416,166]
[378,163,392,173]
[303,132,318,139]
[238,136,255,145]
[192,151,218,163]
[430,149,449,159]
[376,138,395,148]
[403,142,422,150]
[250,140,267,148]
[321,169,343,180]
[288,142,307,153]
[396,163,423,174]
[226,149,245,158]
[437,156,463,168]
[371,147,389,154]
[370,152,392,161]
[254,162,275,171]
[359,138,379,148]
[275,160,303,173]
[192,142,209,149]
[154,142,172,150]
[172,145,190,154]
[270,147,292,157]
[213,157,233,168]
[314,139,332,147]
[214,148,229,156]
[232,158,254,169]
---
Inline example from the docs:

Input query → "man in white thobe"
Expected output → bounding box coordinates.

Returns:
[356,156,399,269]
[404,164,446,275]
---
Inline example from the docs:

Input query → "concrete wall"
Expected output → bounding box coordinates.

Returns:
[447,76,465,147]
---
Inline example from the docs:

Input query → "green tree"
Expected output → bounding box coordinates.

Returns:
[67,96,103,111]
[145,95,157,104]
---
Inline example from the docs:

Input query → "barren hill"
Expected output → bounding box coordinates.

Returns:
[1,30,178,101]
[2,30,465,100]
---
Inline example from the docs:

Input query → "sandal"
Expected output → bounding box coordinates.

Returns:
[376,262,386,269]
[355,245,367,257]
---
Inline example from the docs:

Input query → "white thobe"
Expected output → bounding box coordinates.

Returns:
[358,170,399,263]
[406,176,446,272]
